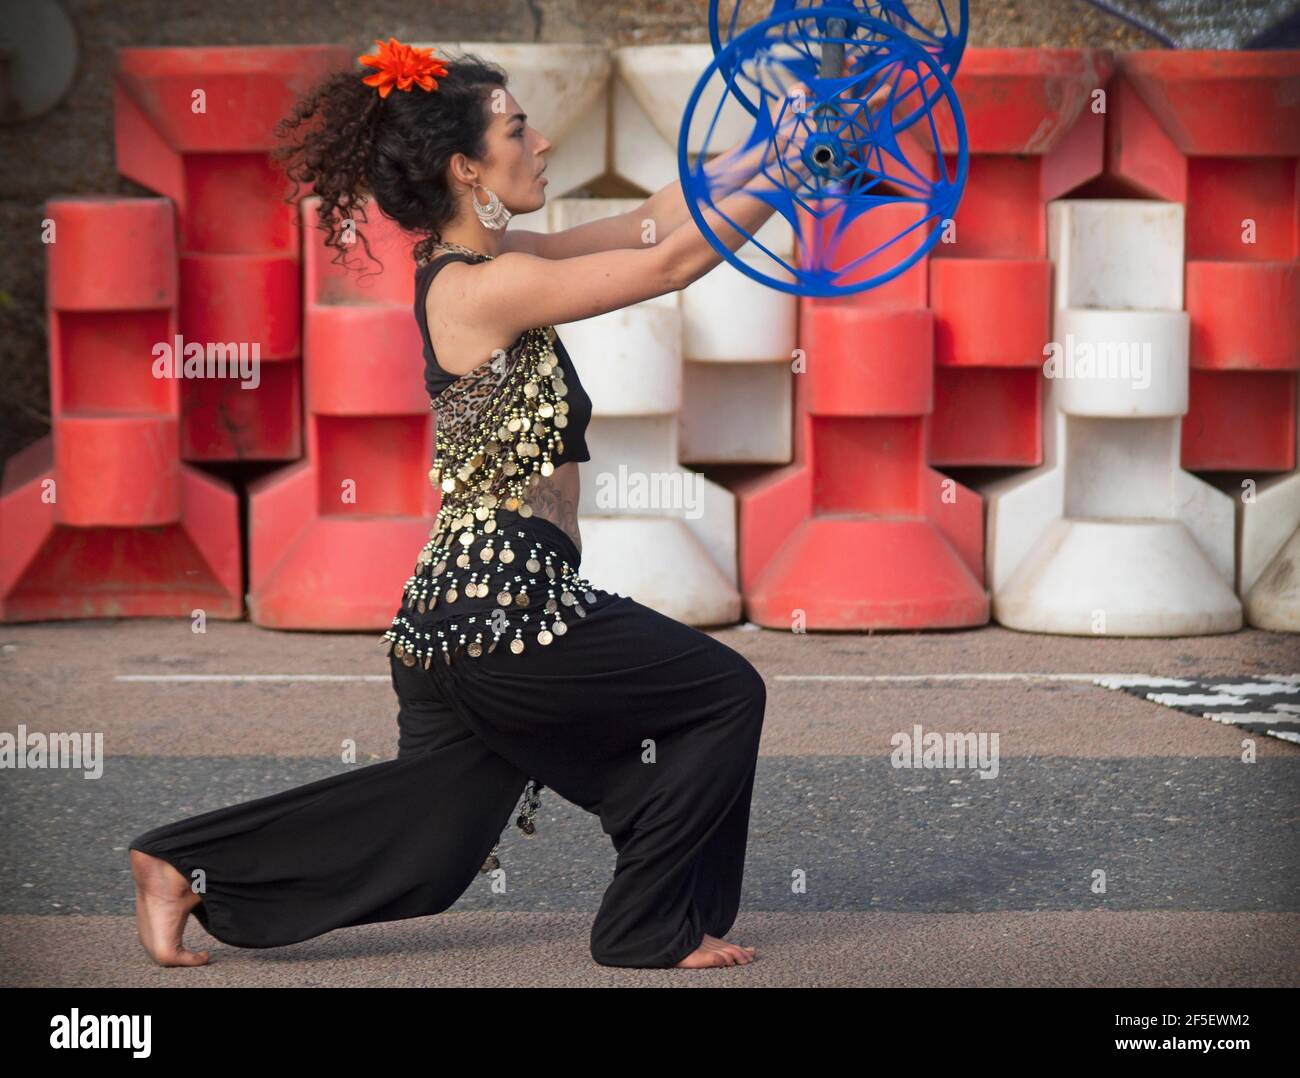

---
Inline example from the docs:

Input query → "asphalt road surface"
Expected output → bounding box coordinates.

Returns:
[2,616,1297,987]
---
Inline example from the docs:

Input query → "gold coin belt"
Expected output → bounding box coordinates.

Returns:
[382,527,602,667]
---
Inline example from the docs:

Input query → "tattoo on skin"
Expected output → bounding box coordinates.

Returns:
[524,465,581,556]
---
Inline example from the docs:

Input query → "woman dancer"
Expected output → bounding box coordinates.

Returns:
[130,40,799,970]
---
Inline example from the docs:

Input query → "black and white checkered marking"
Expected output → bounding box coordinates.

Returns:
[1094,675,1300,744]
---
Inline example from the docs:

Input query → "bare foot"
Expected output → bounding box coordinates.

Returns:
[673,932,757,968]
[130,849,210,967]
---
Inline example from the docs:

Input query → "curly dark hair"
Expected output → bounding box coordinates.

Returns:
[272,50,508,279]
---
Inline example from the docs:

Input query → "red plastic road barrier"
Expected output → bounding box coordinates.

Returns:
[1109,50,1300,472]
[245,198,439,631]
[929,48,1114,467]
[113,45,352,463]
[1,197,240,622]
[737,203,985,630]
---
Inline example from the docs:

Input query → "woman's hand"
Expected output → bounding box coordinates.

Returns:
[764,80,814,175]
[749,71,894,192]
[770,72,890,152]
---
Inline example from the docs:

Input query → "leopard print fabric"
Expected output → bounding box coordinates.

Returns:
[419,250,519,431]
[429,344,518,444]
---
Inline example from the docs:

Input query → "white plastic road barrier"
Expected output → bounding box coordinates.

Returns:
[550,197,742,624]
[423,42,612,231]
[983,199,1241,635]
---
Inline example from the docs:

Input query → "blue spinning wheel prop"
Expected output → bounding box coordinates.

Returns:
[709,0,968,124]
[680,4,969,297]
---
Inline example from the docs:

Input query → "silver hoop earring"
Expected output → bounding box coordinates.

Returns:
[472,183,512,230]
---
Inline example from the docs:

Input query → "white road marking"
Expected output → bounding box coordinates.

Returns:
[1146,692,1249,707]
[113,671,1300,686]
[1206,681,1300,695]
[115,674,393,682]
[1095,675,1197,689]
[115,672,1140,685]
[777,673,1147,683]
[1205,711,1300,723]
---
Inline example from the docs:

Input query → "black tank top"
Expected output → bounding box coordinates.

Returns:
[415,252,593,465]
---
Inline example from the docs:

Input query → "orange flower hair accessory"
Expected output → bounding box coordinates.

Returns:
[358,37,449,98]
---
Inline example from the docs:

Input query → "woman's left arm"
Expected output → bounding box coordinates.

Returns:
[633,134,770,241]
[510,76,891,259]
[505,132,769,260]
